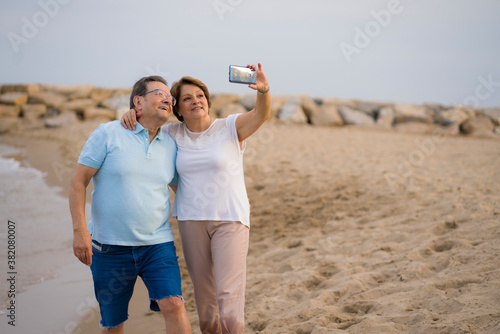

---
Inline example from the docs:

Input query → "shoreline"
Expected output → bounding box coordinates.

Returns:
[0,135,90,202]
[0,136,95,334]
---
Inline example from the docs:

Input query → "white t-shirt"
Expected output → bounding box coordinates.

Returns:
[162,114,250,227]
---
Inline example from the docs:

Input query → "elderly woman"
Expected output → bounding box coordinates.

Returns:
[121,63,270,334]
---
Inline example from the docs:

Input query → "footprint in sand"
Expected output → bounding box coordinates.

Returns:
[431,239,457,253]
[432,220,458,236]
[342,300,382,315]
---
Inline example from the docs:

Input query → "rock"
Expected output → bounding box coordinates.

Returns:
[90,88,115,103]
[434,123,460,136]
[219,103,247,118]
[211,94,240,114]
[425,103,446,122]
[481,108,500,125]
[101,95,131,121]
[278,98,308,124]
[320,98,356,108]
[460,115,495,137]
[271,96,292,105]
[355,101,382,117]
[313,98,323,105]
[40,84,94,99]
[425,104,446,113]
[376,107,394,128]
[29,91,67,109]
[68,85,95,100]
[393,103,433,124]
[494,126,500,135]
[269,96,289,119]
[45,108,59,118]
[0,92,28,106]
[113,88,132,96]
[45,112,78,128]
[60,98,97,113]
[100,95,130,110]
[18,119,45,132]
[435,106,475,126]
[311,104,343,126]
[1,84,40,95]
[338,106,375,126]
[300,95,319,122]
[83,107,115,120]
[21,104,47,120]
[115,109,127,121]
[239,95,256,111]
[0,104,21,117]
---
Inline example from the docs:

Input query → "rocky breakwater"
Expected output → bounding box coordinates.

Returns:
[272,95,500,138]
[0,84,132,133]
[1,84,500,139]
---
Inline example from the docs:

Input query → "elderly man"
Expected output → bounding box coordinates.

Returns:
[69,76,191,334]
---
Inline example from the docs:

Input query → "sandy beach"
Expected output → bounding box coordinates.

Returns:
[1,119,499,333]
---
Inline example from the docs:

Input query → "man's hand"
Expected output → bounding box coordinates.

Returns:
[73,230,93,266]
[69,163,98,266]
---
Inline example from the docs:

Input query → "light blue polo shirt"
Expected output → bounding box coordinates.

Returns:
[78,120,177,246]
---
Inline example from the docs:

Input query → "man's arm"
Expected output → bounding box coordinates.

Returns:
[69,164,98,266]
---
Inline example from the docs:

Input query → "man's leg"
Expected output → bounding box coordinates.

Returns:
[158,296,191,333]
[138,241,191,333]
[211,221,249,334]
[178,220,222,334]
[91,242,137,333]
[100,323,124,334]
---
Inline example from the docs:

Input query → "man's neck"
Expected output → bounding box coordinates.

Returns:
[138,119,161,143]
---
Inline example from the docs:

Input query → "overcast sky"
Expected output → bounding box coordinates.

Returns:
[1,0,500,108]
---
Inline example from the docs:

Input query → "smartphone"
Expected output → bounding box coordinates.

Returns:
[229,65,256,84]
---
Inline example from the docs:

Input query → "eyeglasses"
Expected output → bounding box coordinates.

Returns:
[142,89,176,106]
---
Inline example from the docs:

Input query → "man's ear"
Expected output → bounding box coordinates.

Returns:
[133,95,143,111]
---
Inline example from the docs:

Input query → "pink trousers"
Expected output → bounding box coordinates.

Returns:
[178,220,249,334]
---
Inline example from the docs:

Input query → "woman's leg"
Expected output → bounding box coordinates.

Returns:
[178,220,221,334]
[210,221,249,334]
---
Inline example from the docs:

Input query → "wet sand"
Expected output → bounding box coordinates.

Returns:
[0,136,95,334]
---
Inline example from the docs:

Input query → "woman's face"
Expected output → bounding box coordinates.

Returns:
[177,84,209,121]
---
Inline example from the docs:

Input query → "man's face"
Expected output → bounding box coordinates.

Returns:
[139,81,173,123]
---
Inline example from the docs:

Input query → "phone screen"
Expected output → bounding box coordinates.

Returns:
[229,65,257,84]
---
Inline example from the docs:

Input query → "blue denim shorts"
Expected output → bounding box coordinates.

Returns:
[90,240,183,328]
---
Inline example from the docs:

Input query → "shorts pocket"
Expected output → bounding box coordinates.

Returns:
[91,240,111,253]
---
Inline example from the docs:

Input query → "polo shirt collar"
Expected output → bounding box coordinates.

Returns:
[132,122,162,141]
[132,122,146,134]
